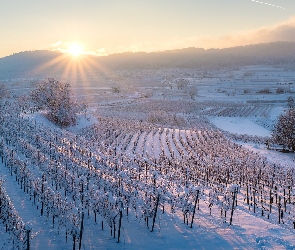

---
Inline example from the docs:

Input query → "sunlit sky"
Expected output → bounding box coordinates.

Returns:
[1,0,295,58]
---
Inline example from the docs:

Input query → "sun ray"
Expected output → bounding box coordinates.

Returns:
[31,44,117,104]
[32,53,70,76]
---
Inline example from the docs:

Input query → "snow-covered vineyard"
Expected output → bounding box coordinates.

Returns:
[0,65,294,249]
[0,97,295,249]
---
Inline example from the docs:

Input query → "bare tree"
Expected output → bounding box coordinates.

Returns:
[272,108,295,151]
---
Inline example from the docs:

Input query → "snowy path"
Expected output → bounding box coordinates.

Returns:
[135,131,146,157]
[145,131,154,158]
[166,129,181,158]
[161,129,171,158]
[153,129,162,159]
[173,129,188,157]
[125,132,139,155]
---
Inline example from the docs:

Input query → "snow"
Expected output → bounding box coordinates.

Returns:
[145,130,154,158]
[153,129,162,158]
[209,116,271,137]
[1,64,295,250]
[243,143,295,168]
[161,129,171,158]
[22,111,59,129]
[66,114,98,134]
[135,131,147,156]
[22,111,98,134]
[2,154,295,250]
[0,163,70,249]
[166,129,181,158]
[269,106,285,120]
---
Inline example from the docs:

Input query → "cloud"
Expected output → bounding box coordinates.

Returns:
[85,48,108,56]
[48,41,108,56]
[179,16,295,49]
[107,17,295,53]
[46,17,295,55]
[50,41,62,47]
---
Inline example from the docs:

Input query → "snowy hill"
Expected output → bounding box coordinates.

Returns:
[1,42,295,80]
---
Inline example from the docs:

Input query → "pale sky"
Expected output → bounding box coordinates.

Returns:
[1,0,295,58]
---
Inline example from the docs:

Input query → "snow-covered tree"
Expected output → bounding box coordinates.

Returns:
[30,78,86,127]
[185,85,198,100]
[287,96,294,109]
[272,108,295,151]
[176,79,188,89]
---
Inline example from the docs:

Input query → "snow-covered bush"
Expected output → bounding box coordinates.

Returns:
[258,88,271,94]
[185,85,198,100]
[30,78,86,127]
[276,87,285,94]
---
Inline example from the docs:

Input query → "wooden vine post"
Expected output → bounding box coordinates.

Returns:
[229,188,237,225]
[72,232,76,250]
[190,189,200,228]
[79,212,84,250]
[151,194,160,232]
[41,174,45,216]
[25,224,32,250]
[117,210,122,243]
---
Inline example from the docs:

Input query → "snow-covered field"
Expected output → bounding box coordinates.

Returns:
[0,65,295,249]
[209,116,271,137]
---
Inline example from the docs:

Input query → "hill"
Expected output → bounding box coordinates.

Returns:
[0,41,295,79]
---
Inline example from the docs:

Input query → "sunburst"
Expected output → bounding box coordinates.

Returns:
[68,44,84,57]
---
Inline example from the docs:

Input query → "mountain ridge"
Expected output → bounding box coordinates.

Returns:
[1,41,295,79]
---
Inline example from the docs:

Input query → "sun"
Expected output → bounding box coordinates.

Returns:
[68,44,84,56]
